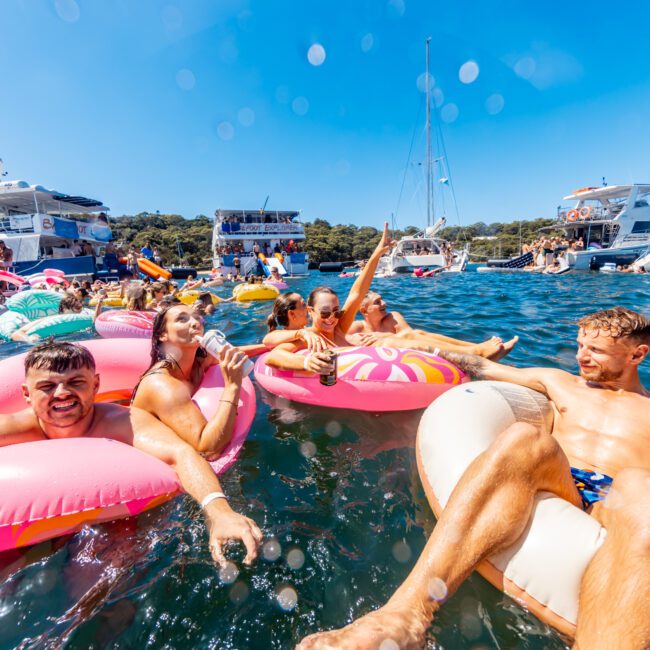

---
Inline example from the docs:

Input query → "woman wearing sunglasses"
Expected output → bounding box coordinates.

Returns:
[263,223,393,373]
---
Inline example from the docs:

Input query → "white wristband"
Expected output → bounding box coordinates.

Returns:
[200,491,227,509]
[432,347,440,357]
[303,352,313,370]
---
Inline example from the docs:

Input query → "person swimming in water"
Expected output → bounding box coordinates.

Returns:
[346,291,518,360]
[0,340,262,566]
[298,307,650,649]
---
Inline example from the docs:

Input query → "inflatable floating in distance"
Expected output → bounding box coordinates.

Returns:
[265,280,289,290]
[0,338,257,551]
[137,258,172,280]
[417,381,607,637]
[95,310,155,338]
[178,291,221,306]
[254,346,466,411]
[233,283,280,302]
[0,270,25,287]
[6,290,62,320]
[0,310,29,341]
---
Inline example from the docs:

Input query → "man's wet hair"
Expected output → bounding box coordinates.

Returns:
[24,341,96,375]
[578,307,650,344]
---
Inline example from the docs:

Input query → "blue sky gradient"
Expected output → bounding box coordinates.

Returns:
[2,0,649,229]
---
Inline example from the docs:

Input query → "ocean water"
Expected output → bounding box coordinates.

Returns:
[1,271,649,650]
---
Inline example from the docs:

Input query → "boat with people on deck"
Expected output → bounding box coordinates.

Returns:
[0,179,115,281]
[377,39,469,277]
[211,208,309,278]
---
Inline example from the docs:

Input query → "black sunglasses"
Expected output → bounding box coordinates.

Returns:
[316,308,342,319]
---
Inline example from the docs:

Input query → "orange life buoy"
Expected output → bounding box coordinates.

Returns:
[579,206,592,219]
[566,209,580,222]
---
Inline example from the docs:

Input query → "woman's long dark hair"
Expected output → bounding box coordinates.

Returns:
[267,292,304,331]
[307,286,338,307]
[132,304,206,400]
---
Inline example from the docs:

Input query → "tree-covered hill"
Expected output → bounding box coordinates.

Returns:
[108,212,562,267]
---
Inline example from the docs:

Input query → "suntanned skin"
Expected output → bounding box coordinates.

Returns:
[132,305,252,457]
[347,291,518,361]
[264,224,394,374]
[298,323,650,650]
[1,362,263,567]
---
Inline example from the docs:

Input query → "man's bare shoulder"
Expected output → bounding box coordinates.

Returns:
[347,320,366,334]
[0,408,45,446]
[89,403,135,444]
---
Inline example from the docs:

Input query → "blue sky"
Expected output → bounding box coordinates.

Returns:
[2,0,650,230]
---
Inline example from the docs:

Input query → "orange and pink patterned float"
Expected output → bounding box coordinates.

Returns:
[254,346,466,411]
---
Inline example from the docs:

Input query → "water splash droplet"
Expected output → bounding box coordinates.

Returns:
[299,441,317,458]
[428,576,448,602]
[276,585,298,611]
[286,548,306,570]
[307,44,326,66]
[485,93,504,115]
[292,97,309,116]
[54,0,80,22]
[263,538,282,561]
[218,561,239,585]
[361,33,375,53]
[440,103,459,124]
[238,107,255,127]
[176,69,195,91]
[216,122,235,141]
[459,60,480,84]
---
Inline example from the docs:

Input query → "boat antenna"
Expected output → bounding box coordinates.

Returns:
[425,37,432,229]
[0,159,6,177]
[260,195,269,213]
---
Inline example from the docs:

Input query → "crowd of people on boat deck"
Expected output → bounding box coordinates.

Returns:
[214,239,304,258]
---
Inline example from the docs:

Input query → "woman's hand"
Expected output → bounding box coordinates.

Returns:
[219,346,247,386]
[374,221,394,257]
[205,500,263,567]
[304,351,335,374]
[358,332,381,346]
[297,329,328,353]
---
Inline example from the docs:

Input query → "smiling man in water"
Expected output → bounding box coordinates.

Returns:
[0,341,262,566]
[299,307,650,649]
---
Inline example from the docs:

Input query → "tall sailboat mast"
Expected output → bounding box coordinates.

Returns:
[425,37,433,230]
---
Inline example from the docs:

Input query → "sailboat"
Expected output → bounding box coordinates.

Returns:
[378,38,469,276]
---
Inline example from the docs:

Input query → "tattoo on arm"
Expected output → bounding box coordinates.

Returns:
[431,348,487,379]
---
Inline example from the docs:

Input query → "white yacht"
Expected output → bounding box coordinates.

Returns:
[212,209,309,276]
[0,179,113,278]
[556,185,650,270]
[379,39,468,276]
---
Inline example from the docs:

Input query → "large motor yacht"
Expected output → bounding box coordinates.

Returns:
[0,179,112,278]
[555,185,650,270]
[212,209,309,277]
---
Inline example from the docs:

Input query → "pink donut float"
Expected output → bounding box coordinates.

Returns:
[0,338,256,551]
[254,346,466,411]
[95,310,155,338]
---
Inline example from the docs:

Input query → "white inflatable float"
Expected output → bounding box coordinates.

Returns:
[416,381,607,637]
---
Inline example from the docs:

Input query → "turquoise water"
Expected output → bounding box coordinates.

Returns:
[1,272,649,649]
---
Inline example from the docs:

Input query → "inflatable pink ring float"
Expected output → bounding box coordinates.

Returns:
[254,346,466,411]
[95,310,156,338]
[0,338,256,551]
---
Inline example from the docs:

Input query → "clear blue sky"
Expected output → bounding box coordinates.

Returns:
[2,0,649,230]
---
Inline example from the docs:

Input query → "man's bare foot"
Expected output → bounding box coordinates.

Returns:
[296,604,430,650]
[489,335,518,362]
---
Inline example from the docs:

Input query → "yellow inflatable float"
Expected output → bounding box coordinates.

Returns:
[232,283,280,302]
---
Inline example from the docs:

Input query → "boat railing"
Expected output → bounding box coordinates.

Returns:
[0,214,37,233]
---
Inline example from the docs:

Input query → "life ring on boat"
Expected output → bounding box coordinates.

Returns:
[233,283,280,302]
[6,290,62,320]
[95,310,155,338]
[0,338,256,551]
[416,381,606,637]
[566,209,580,222]
[254,346,466,411]
[579,206,592,219]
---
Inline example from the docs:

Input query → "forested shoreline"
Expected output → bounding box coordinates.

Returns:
[108,213,561,267]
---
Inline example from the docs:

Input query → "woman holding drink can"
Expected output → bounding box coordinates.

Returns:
[263,223,393,380]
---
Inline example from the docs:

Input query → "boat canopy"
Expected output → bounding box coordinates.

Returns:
[0,181,109,215]
[563,185,650,201]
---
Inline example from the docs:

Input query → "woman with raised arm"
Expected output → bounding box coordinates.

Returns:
[263,223,392,373]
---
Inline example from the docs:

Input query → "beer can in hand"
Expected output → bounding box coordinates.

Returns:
[319,350,338,386]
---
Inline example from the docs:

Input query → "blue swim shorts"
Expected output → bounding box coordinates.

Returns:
[571,467,613,510]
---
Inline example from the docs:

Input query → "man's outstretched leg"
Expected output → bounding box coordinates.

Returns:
[573,468,650,650]
[297,423,582,650]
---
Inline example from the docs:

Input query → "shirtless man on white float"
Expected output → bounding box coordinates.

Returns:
[347,291,518,360]
[0,341,262,567]
[299,307,650,649]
